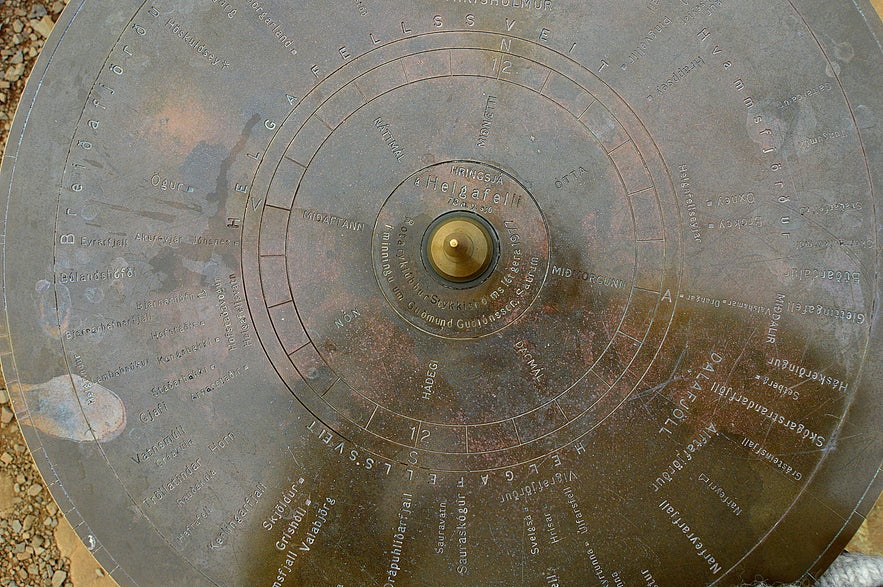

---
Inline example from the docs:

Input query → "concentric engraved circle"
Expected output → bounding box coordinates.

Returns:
[245,31,680,469]
[374,160,548,339]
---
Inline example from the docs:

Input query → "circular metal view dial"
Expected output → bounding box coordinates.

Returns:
[0,1,881,585]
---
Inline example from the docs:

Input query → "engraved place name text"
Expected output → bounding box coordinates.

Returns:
[136,288,208,311]
[421,360,440,401]
[550,265,627,289]
[141,457,212,509]
[415,171,523,209]
[151,364,215,398]
[697,473,742,516]
[658,499,723,575]
[651,56,704,99]
[441,0,553,11]
[131,425,191,466]
[476,95,497,148]
[384,492,413,587]
[64,312,150,340]
[209,482,268,549]
[375,117,405,162]
[740,437,803,481]
[301,209,365,232]
[163,18,232,69]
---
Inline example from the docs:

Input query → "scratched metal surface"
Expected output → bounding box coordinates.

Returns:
[0,1,881,585]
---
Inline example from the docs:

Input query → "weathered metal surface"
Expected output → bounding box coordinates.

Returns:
[0,1,881,585]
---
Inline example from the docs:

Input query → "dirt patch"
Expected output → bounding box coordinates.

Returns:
[54,520,118,587]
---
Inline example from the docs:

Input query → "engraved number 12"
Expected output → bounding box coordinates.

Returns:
[409,426,431,444]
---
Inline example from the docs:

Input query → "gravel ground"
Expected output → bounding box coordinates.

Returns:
[1,4,117,586]
[0,1,880,586]
[0,0,61,153]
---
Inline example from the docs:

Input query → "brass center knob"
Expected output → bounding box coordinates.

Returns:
[426,215,496,283]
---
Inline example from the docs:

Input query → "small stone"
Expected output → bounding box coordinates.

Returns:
[51,570,66,587]
[0,387,8,403]
[10,51,23,65]
[1,407,13,425]
[11,34,24,46]
[29,5,49,20]
[32,16,55,39]
[11,519,22,533]
[0,452,12,465]
[46,502,57,516]
[26,484,42,497]
[12,20,24,34]
[22,515,35,531]
[3,64,24,83]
